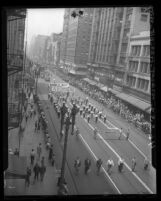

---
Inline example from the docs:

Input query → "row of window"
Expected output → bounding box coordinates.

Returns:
[129,60,150,74]
[130,45,150,57]
[127,76,150,92]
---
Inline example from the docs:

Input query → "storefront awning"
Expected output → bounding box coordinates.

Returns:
[108,88,120,95]
[116,93,151,111]
[5,154,27,179]
[83,78,97,86]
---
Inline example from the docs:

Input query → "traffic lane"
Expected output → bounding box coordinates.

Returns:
[65,93,149,194]
[75,114,150,194]
[38,84,117,195]
[44,75,152,193]
[50,72,149,155]
[66,126,118,195]
[69,85,150,157]
[87,114,155,192]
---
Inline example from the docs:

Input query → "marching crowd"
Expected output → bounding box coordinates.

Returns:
[46,81,150,179]
[57,73,151,135]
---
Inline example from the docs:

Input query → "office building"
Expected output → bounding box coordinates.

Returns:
[60,8,93,76]
[87,7,150,92]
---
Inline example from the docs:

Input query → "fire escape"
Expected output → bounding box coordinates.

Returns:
[7,9,27,130]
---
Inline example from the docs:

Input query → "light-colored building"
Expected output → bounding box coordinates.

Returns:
[31,34,49,65]
[124,31,150,102]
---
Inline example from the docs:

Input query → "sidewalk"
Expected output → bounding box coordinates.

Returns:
[7,95,59,195]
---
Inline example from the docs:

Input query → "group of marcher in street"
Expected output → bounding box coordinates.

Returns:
[73,155,149,178]
[59,74,150,135]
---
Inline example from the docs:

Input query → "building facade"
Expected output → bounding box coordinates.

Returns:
[7,9,27,129]
[60,8,93,76]
[124,31,150,102]
[60,9,70,65]
[87,7,150,92]
[31,34,49,65]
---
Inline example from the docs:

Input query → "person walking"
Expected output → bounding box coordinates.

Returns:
[74,157,81,175]
[103,115,107,123]
[41,156,45,167]
[35,120,38,133]
[30,149,35,166]
[33,162,40,182]
[37,143,42,160]
[107,159,114,175]
[87,114,90,123]
[37,121,40,133]
[118,128,123,140]
[48,144,53,163]
[25,112,28,123]
[40,163,46,182]
[131,157,136,172]
[51,153,55,166]
[95,114,98,123]
[94,127,98,140]
[84,158,91,175]
[25,167,31,187]
[126,128,130,140]
[144,157,149,170]
[96,158,103,175]
[118,158,124,173]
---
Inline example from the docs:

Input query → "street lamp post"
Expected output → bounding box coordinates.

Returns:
[57,9,84,194]
[58,114,71,195]
[60,102,67,137]
[71,103,79,135]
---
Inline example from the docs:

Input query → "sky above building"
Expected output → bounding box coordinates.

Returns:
[26,8,65,45]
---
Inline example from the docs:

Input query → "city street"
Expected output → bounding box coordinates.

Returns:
[36,71,156,194]
[5,7,154,197]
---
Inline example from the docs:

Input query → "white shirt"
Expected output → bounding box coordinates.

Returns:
[107,159,114,166]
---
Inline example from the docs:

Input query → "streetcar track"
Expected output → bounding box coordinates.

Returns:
[37,87,80,195]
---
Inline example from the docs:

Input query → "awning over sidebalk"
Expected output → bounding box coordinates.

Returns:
[82,78,97,86]
[116,92,151,112]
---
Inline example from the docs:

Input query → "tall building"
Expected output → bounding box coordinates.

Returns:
[124,31,150,104]
[60,8,71,66]
[60,8,94,76]
[31,34,49,65]
[87,7,150,92]
[7,9,27,129]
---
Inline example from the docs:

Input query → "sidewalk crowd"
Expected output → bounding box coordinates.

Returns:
[56,71,151,135]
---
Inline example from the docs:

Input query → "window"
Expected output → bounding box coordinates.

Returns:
[137,78,149,91]
[127,76,136,87]
[140,62,150,74]
[129,61,138,72]
[142,45,150,57]
[120,57,126,65]
[140,14,148,22]
[131,45,141,56]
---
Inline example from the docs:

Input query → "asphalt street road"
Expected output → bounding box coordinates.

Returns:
[37,72,156,194]
[38,83,118,195]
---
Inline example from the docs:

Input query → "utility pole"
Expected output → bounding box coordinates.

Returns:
[57,114,71,194]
